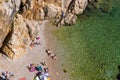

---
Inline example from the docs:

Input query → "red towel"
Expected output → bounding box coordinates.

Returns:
[18,77,26,80]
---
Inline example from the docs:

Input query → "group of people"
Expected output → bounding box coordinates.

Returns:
[0,71,14,80]
[28,63,43,72]
[30,36,41,49]
[27,62,50,80]
[28,36,57,80]
[30,36,57,60]
[46,49,57,60]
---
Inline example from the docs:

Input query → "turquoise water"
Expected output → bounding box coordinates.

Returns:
[53,1,120,80]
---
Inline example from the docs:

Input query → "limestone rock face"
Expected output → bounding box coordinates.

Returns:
[56,0,88,26]
[47,4,61,19]
[0,0,21,16]
[74,0,88,14]
[1,14,40,59]
[20,0,63,20]
[0,17,10,48]
[0,0,89,59]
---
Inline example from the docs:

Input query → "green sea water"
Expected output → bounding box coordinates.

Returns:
[53,1,120,80]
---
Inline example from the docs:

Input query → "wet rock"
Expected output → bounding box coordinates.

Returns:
[88,0,113,13]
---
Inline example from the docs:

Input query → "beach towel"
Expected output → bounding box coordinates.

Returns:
[18,77,26,80]
[29,67,36,72]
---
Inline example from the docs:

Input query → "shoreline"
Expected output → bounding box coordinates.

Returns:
[44,21,69,80]
[0,20,69,80]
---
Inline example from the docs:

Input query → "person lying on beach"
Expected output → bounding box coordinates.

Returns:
[28,63,37,72]
[44,68,49,73]
[46,49,57,60]
[36,65,43,72]
[46,49,53,56]
[51,54,57,60]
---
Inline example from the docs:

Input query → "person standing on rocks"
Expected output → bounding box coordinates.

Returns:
[56,11,65,27]
[43,5,48,19]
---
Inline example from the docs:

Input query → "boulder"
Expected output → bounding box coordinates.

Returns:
[73,0,88,15]
[47,4,62,19]
[1,14,39,59]
[56,0,88,26]
[2,0,21,16]
[64,13,77,25]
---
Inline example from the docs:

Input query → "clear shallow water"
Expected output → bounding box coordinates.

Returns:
[53,1,120,80]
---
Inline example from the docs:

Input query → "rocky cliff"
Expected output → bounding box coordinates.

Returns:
[0,0,95,59]
[56,0,88,26]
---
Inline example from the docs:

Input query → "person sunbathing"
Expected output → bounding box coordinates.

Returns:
[51,54,57,60]
[46,49,53,56]
[28,63,37,72]
[46,49,57,60]
[44,68,49,73]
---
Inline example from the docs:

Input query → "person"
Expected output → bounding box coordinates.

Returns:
[51,54,57,60]
[34,71,42,80]
[30,36,40,49]
[28,63,37,72]
[36,65,43,72]
[56,11,65,27]
[30,41,35,49]
[43,5,48,18]
[0,71,14,80]
[0,72,8,80]
[34,37,40,45]
[46,49,57,60]
[40,62,46,66]
[46,49,53,56]
[61,11,65,18]
[44,68,49,73]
